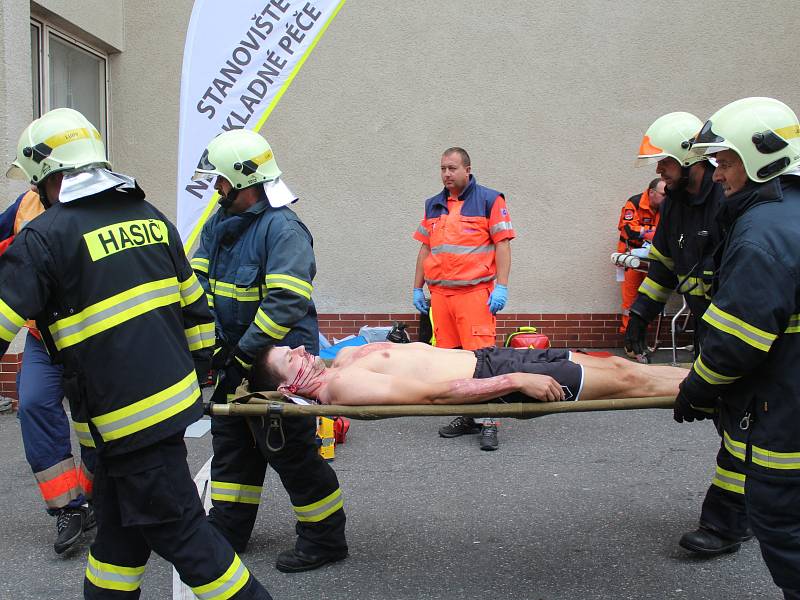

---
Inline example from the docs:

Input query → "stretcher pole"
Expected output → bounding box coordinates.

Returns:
[206,394,674,421]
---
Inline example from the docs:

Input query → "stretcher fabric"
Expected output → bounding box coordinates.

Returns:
[472,347,584,402]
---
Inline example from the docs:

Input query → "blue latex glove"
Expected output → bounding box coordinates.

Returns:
[487,284,508,314]
[413,288,429,314]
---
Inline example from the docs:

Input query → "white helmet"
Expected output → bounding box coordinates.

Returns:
[636,112,706,167]
[6,108,109,184]
[691,97,800,183]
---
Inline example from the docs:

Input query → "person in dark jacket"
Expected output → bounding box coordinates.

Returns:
[0,108,271,599]
[626,111,752,556]
[191,129,347,573]
[676,96,800,600]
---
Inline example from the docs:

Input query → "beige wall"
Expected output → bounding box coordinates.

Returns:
[4,0,800,317]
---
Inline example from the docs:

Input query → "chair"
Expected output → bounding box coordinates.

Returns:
[649,296,693,365]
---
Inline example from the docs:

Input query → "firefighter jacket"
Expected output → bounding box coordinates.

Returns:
[191,199,317,360]
[413,175,515,294]
[630,165,724,332]
[0,190,46,336]
[681,175,800,482]
[0,183,215,457]
[616,188,661,252]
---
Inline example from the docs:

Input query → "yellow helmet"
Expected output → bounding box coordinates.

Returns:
[6,108,109,184]
[192,129,281,190]
[636,112,706,167]
[691,97,800,183]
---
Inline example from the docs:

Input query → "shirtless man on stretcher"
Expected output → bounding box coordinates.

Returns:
[249,343,688,406]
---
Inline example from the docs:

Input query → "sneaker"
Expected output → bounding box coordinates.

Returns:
[54,507,85,554]
[479,424,499,451]
[438,416,481,438]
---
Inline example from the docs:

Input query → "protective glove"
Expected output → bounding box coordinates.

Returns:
[211,336,232,371]
[210,346,251,404]
[673,388,717,423]
[487,284,508,314]
[623,312,649,357]
[413,288,429,314]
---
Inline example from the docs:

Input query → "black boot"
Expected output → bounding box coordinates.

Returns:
[275,548,348,573]
[679,526,748,555]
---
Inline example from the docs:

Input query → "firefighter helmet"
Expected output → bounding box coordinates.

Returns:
[636,112,706,167]
[690,97,800,183]
[6,108,110,183]
[192,129,281,189]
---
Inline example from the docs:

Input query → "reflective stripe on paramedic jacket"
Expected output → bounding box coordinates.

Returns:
[616,188,661,252]
[191,199,317,360]
[413,175,514,293]
[630,165,724,330]
[0,183,214,456]
[681,175,800,481]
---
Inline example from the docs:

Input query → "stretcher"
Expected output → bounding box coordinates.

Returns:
[205,390,674,420]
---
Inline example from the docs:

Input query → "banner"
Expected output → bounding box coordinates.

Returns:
[176,0,346,250]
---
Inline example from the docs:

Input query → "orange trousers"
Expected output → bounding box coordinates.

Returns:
[430,287,496,350]
[620,269,646,333]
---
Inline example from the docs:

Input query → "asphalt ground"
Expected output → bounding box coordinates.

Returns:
[0,349,781,600]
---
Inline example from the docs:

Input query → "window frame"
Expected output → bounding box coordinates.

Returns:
[29,17,111,147]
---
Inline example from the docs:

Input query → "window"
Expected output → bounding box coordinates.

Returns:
[30,19,109,143]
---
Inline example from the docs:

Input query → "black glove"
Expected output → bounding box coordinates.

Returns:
[673,388,717,423]
[211,336,232,371]
[624,312,649,357]
[210,346,251,404]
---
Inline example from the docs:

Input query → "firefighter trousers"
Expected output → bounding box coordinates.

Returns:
[698,435,750,540]
[745,476,800,600]
[84,433,271,599]
[208,413,347,555]
[17,332,96,513]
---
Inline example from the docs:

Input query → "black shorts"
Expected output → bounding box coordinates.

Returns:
[472,347,584,401]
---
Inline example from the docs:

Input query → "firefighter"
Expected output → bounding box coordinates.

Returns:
[0,189,97,554]
[624,112,752,556]
[412,147,515,451]
[191,129,348,573]
[0,108,271,599]
[616,178,665,334]
[675,96,800,599]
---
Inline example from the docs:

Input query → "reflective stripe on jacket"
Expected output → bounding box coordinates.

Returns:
[0,184,214,456]
[413,175,514,293]
[681,175,800,480]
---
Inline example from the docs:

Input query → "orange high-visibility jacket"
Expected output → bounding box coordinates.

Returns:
[616,187,661,253]
[413,176,515,294]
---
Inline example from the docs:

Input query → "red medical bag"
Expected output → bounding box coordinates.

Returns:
[505,326,551,349]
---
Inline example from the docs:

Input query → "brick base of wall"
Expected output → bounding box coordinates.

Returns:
[0,353,21,410]
[318,312,691,349]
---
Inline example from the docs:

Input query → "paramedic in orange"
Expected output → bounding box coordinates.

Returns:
[617,178,665,333]
[412,147,514,450]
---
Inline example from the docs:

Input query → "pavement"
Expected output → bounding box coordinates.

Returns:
[0,348,782,600]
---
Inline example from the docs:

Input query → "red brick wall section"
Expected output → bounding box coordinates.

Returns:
[318,313,693,349]
[0,353,21,408]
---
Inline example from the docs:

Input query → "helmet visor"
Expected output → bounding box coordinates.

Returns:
[191,149,218,181]
[690,120,731,155]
